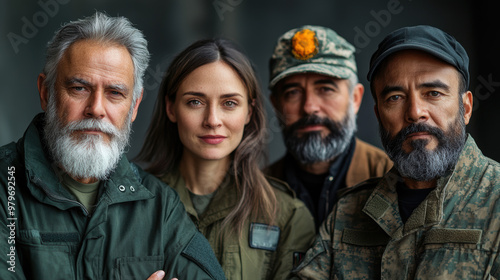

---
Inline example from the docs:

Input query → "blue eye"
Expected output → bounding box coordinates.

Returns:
[187,100,202,106]
[387,95,401,102]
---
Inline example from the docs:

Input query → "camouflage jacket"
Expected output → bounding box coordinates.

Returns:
[291,136,500,279]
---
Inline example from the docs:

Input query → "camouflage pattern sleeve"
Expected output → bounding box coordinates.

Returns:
[493,254,500,278]
[289,207,335,279]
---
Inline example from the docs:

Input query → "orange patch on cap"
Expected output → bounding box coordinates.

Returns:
[291,29,319,60]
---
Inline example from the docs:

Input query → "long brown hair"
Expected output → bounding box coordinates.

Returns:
[135,39,277,235]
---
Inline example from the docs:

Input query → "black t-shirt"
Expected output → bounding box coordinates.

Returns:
[396,182,435,223]
[296,168,328,211]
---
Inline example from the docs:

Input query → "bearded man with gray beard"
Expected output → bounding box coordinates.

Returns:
[265,25,392,229]
[0,12,225,280]
[292,25,500,280]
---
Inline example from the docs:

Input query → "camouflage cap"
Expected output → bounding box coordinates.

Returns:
[269,25,357,89]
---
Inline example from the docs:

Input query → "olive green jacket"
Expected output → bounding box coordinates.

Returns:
[0,115,225,280]
[292,136,500,279]
[163,171,316,280]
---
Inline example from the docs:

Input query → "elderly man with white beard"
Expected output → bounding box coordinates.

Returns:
[0,12,225,280]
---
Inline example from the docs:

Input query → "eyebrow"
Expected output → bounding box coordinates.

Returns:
[65,78,92,87]
[379,80,451,98]
[314,79,339,89]
[280,78,340,92]
[280,83,301,92]
[379,86,404,98]
[65,78,130,93]
[182,92,245,98]
[418,80,450,91]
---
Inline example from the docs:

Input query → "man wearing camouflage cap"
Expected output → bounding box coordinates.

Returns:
[291,25,500,279]
[266,25,392,228]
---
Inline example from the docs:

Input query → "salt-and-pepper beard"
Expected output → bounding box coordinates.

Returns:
[283,103,356,166]
[379,106,466,182]
[43,92,133,181]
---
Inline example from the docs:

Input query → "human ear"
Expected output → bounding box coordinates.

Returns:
[462,91,473,125]
[37,73,49,111]
[165,95,177,123]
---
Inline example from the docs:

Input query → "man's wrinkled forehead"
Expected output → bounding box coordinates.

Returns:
[372,50,462,96]
[275,73,345,92]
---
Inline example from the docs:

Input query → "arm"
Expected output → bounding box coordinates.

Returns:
[160,186,226,280]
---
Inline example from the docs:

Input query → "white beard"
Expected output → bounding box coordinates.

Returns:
[43,93,133,181]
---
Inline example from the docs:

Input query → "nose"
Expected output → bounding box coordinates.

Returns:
[203,105,222,129]
[302,90,320,115]
[405,94,429,123]
[84,92,106,119]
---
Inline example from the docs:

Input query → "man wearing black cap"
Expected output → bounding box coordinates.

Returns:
[291,25,500,279]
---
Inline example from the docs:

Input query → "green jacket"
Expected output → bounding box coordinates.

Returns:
[292,136,500,279]
[163,171,316,280]
[0,115,226,280]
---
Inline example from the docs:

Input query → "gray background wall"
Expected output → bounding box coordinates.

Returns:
[1,0,499,165]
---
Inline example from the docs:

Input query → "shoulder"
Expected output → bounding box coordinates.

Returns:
[485,156,500,171]
[265,175,314,222]
[480,156,500,187]
[129,162,180,200]
[354,138,389,159]
[265,175,295,198]
[0,142,20,166]
[352,138,393,172]
[337,177,381,202]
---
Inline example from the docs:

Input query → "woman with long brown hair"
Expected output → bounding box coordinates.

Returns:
[136,38,315,279]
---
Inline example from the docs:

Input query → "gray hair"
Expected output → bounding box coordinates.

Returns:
[346,72,359,97]
[42,12,150,103]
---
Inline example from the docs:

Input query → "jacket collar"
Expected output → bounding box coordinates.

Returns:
[163,171,237,227]
[362,135,484,238]
[22,114,153,212]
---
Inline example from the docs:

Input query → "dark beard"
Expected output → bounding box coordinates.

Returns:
[379,116,466,181]
[283,112,355,165]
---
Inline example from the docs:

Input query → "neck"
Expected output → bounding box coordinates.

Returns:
[179,153,231,195]
[299,159,333,175]
[402,177,437,190]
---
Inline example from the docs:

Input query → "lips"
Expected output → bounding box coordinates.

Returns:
[407,132,432,139]
[77,129,103,135]
[199,135,226,144]
[298,124,325,132]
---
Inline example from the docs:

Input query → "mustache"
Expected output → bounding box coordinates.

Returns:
[392,123,445,143]
[285,115,340,135]
[65,118,119,136]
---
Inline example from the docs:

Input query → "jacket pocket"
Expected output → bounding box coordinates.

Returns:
[115,255,164,280]
[16,229,76,280]
[417,228,489,280]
